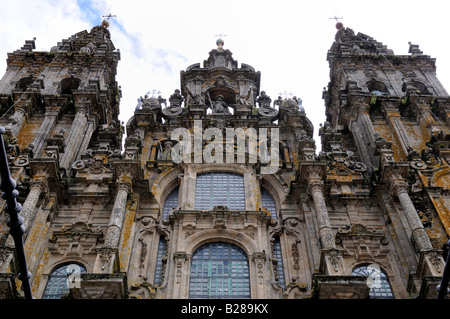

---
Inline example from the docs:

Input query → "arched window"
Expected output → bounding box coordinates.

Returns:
[162,187,179,219]
[195,173,245,210]
[42,263,86,299]
[189,242,250,299]
[367,80,389,95]
[261,187,277,219]
[16,76,34,90]
[60,77,81,95]
[352,264,394,299]
[273,237,285,288]
[410,81,430,95]
[154,236,167,285]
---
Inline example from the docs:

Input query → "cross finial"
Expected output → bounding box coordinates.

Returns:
[329,16,343,22]
[103,13,117,20]
[329,16,344,30]
[146,90,162,98]
[101,13,116,28]
[214,34,227,39]
[278,91,294,99]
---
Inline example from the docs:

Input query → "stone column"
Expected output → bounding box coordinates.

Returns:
[104,179,132,248]
[21,177,48,235]
[74,118,96,162]
[59,107,89,170]
[4,177,48,251]
[385,109,413,159]
[307,178,345,275]
[7,108,27,138]
[351,106,378,172]
[30,107,60,157]
[94,179,132,273]
[307,180,335,250]
[392,180,433,252]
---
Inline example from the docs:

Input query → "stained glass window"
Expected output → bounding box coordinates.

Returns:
[195,173,245,210]
[189,242,250,299]
[352,264,394,299]
[273,237,285,288]
[261,187,277,219]
[163,187,179,219]
[42,263,86,299]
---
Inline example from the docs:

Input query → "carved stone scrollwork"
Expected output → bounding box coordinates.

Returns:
[162,89,183,117]
[129,278,157,299]
[282,280,308,299]
[251,252,267,285]
[257,91,278,119]
[14,154,29,167]
[173,252,188,284]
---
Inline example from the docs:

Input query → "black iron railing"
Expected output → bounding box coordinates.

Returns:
[0,127,33,299]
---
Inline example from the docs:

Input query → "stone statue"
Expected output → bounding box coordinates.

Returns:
[168,89,183,107]
[256,91,272,108]
[158,141,173,161]
[211,95,230,114]
[273,96,283,109]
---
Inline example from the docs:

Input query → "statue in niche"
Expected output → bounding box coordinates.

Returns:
[158,141,173,161]
[211,94,230,114]
[237,88,252,106]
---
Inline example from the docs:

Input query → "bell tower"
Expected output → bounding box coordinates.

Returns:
[322,22,450,298]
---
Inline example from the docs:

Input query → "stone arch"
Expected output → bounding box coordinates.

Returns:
[45,258,89,274]
[260,173,288,212]
[16,75,34,90]
[367,80,389,95]
[430,167,450,189]
[60,77,81,95]
[184,229,257,257]
[192,163,246,175]
[348,259,394,280]
[151,166,183,206]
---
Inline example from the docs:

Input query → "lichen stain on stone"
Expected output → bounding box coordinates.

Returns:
[119,200,138,272]
[16,122,40,150]
[31,249,50,296]
[374,124,402,161]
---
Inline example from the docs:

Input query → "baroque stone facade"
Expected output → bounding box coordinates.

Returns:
[0,21,448,299]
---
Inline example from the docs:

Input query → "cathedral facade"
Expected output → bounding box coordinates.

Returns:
[0,21,448,299]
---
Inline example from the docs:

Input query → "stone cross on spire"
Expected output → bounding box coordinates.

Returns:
[329,16,344,31]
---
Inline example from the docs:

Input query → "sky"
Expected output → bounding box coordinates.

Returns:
[1,0,449,150]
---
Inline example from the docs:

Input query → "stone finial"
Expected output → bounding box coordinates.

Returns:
[216,38,224,50]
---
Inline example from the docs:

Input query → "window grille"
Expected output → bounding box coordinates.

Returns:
[273,237,286,288]
[154,236,167,285]
[189,242,250,299]
[42,263,86,299]
[352,264,394,299]
[163,187,179,218]
[261,187,277,219]
[195,173,245,210]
